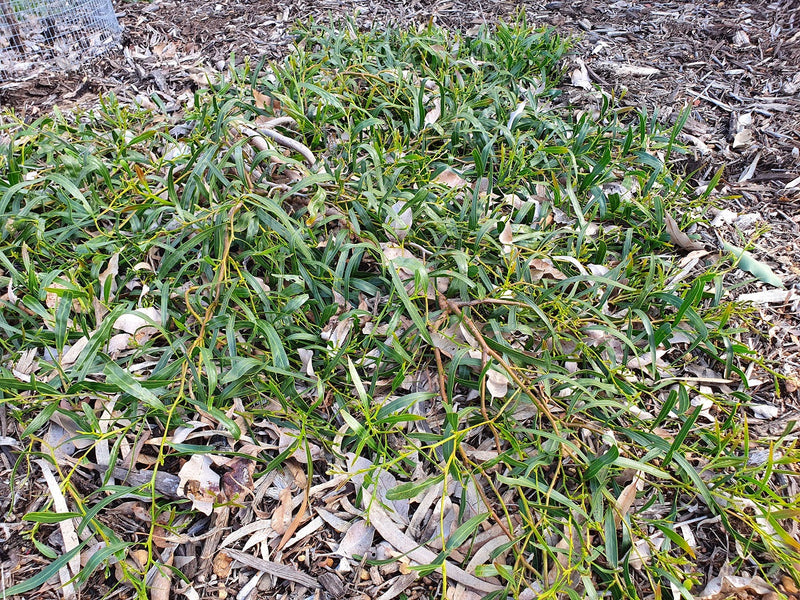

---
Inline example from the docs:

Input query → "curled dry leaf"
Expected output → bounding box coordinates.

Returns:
[485,368,509,398]
[321,316,353,355]
[274,424,324,463]
[507,100,527,129]
[380,242,447,299]
[697,564,775,599]
[733,129,755,149]
[346,454,409,524]
[750,404,779,420]
[571,58,592,90]
[499,220,513,254]
[614,473,641,528]
[98,252,120,300]
[221,457,255,501]
[529,258,567,281]
[113,307,161,344]
[629,534,662,570]
[298,348,316,377]
[364,495,502,594]
[424,96,441,125]
[149,558,173,600]
[213,551,234,579]
[177,454,221,515]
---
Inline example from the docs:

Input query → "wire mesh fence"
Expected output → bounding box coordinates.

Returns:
[0,0,120,82]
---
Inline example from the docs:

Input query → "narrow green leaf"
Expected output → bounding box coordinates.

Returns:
[445,512,489,552]
[386,475,444,501]
[3,540,87,596]
[104,361,166,411]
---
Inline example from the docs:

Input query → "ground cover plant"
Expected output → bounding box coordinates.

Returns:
[1,17,798,600]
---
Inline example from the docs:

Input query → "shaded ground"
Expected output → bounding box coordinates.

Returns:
[1,1,799,599]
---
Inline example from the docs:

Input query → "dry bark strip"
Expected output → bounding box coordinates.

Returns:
[364,492,503,594]
[223,548,320,589]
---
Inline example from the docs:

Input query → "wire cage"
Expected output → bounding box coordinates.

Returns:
[0,0,121,82]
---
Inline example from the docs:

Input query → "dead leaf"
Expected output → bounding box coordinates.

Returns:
[529,258,567,281]
[434,168,469,188]
[507,100,527,129]
[386,201,413,241]
[737,289,797,305]
[335,519,375,560]
[750,404,779,420]
[98,252,120,301]
[221,457,255,501]
[614,474,641,528]
[499,220,513,253]
[149,558,173,600]
[298,348,315,377]
[697,563,775,599]
[213,551,234,578]
[424,96,441,125]
[571,59,592,90]
[485,368,509,398]
[733,129,755,149]
[177,454,220,515]
[597,61,660,77]
[347,454,409,524]
[271,487,293,535]
[321,316,353,354]
[664,213,704,251]
[37,459,81,597]
[113,307,161,345]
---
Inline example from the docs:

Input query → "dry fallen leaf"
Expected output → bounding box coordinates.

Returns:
[664,213,704,251]
[149,558,173,600]
[696,563,775,599]
[434,168,469,188]
[213,551,234,578]
[485,368,509,398]
[424,96,441,125]
[177,454,221,515]
[37,459,80,599]
[113,307,161,345]
[386,201,413,241]
[529,258,567,281]
[571,59,592,90]
[98,252,120,301]
[614,473,641,528]
[499,220,513,254]
[335,519,376,560]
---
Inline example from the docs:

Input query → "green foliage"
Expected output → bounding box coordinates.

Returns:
[0,17,795,600]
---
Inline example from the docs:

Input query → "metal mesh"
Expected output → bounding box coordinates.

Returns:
[0,0,120,82]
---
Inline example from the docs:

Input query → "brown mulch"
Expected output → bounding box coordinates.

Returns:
[1,1,799,599]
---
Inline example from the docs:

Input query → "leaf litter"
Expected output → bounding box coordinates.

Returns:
[0,7,799,600]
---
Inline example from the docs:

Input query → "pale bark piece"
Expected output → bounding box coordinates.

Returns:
[223,548,319,588]
[365,496,503,594]
[737,289,797,305]
[37,459,81,598]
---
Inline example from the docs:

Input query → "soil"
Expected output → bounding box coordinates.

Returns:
[1,0,799,598]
